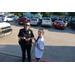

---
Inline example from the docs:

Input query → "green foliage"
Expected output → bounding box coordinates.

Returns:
[10,12,66,17]
[68,12,75,16]
[10,12,23,16]
[41,12,65,17]
[31,12,39,15]
[51,12,65,16]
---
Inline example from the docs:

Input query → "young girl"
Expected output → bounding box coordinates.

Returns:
[33,28,45,62]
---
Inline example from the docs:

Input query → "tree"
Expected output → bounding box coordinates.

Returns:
[10,12,23,16]
[68,12,75,16]
[41,12,45,17]
[40,12,51,17]
[31,12,39,18]
[51,12,65,16]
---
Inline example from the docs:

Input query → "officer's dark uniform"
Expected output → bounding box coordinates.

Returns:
[18,28,34,61]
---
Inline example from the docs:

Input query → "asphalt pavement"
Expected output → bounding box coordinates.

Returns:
[0,22,75,62]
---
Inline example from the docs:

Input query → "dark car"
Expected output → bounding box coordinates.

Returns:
[67,20,75,29]
[18,18,28,25]
[19,15,26,19]
[52,17,58,22]
[0,15,6,20]
[53,20,66,29]
[37,19,42,25]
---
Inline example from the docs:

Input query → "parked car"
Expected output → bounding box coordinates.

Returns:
[19,15,26,19]
[30,18,39,25]
[37,19,42,25]
[52,17,58,22]
[0,15,5,20]
[2,15,14,22]
[18,17,28,25]
[13,15,19,23]
[41,17,52,27]
[63,21,68,26]
[53,20,66,29]
[0,18,12,38]
[27,17,30,22]
[67,20,75,29]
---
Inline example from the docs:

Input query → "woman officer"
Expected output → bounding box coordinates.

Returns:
[18,21,34,62]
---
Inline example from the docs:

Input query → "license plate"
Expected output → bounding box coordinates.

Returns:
[43,22,46,23]
[20,22,23,24]
[32,21,35,23]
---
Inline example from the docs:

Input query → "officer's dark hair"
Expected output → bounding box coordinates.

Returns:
[23,21,30,28]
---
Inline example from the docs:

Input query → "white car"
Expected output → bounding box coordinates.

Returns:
[41,17,52,27]
[0,18,12,38]
[3,15,14,22]
[30,18,39,25]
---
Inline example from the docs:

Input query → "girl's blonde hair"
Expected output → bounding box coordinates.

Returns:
[36,28,44,42]
[38,28,44,35]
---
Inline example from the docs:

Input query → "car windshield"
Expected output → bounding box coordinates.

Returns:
[7,16,13,18]
[31,19,37,21]
[43,18,50,20]
[0,15,5,17]
[56,21,64,24]
[20,18,27,20]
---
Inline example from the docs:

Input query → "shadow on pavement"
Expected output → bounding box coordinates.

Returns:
[10,22,75,35]
[0,44,75,62]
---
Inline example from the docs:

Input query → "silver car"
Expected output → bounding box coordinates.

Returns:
[30,18,39,25]
[41,17,52,27]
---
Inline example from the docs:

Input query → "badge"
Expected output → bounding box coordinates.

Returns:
[29,31,31,34]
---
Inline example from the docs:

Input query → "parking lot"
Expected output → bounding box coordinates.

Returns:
[0,22,75,62]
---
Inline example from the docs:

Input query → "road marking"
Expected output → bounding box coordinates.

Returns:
[31,57,55,62]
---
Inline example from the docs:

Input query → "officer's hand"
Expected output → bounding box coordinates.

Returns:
[22,37,26,40]
[27,38,31,42]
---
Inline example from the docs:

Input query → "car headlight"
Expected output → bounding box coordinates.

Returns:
[0,28,2,33]
[9,26,11,29]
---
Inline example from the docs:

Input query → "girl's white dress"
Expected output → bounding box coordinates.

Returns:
[35,37,44,58]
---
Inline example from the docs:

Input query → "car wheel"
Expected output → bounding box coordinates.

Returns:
[67,24,69,27]
[6,20,8,22]
[54,25,56,29]
[19,23,21,25]
[41,25,43,27]
[37,24,39,26]
[49,26,51,28]
[71,25,74,29]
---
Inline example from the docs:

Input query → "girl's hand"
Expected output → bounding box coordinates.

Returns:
[34,37,36,41]
[40,49,43,51]
[33,43,36,46]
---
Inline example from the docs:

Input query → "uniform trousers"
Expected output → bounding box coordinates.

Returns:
[20,44,31,61]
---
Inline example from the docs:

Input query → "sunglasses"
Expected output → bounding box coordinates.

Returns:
[25,24,30,26]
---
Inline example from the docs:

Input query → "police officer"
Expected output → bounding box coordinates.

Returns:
[18,21,34,62]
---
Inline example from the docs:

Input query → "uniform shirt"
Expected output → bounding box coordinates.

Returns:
[35,37,44,58]
[18,28,34,44]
